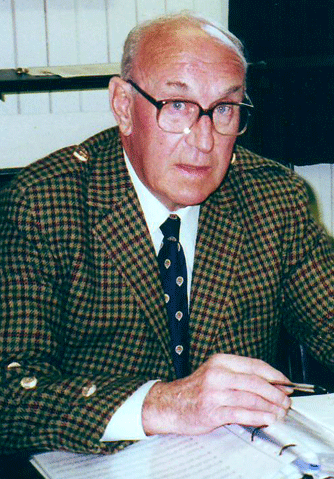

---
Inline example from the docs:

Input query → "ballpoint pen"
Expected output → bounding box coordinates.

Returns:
[270,382,328,395]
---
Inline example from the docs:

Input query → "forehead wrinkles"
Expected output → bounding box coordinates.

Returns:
[134,33,245,90]
[181,52,244,78]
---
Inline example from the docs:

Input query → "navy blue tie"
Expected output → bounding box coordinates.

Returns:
[157,214,189,378]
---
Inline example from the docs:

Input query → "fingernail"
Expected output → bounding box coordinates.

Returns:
[277,408,286,419]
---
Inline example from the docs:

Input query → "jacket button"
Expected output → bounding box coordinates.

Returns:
[20,377,37,389]
[82,384,97,397]
[73,148,89,162]
[7,362,22,369]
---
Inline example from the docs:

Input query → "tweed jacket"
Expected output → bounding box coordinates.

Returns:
[0,127,333,455]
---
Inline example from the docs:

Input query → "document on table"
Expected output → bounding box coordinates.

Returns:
[30,425,297,479]
[30,394,334,479]
[292,392,334,435]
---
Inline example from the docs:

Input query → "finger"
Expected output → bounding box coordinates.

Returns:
[272,383,294,395]
[212,369,291,409]
[212,354,290,383]
[210,389,289,418]
[216,405,280,428]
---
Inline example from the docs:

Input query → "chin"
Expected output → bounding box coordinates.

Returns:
[175,193,211,208]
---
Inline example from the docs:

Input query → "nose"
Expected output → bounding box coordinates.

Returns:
[185,115,214,153]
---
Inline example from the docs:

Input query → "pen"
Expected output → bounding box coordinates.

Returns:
[270,382,328,395]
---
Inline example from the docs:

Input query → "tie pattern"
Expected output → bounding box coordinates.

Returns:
[157,214,189,378]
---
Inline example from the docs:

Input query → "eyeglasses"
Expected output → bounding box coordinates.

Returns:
[127,79,253,136]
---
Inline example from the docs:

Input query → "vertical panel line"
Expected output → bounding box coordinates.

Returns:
[135,0,139,24]
[73,0,83,112]
[43,0,50,66]
[44,0,52,113]
[104,0,111,63]
[10,0,20,114]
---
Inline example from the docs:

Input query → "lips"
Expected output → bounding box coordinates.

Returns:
[176,164,211,174]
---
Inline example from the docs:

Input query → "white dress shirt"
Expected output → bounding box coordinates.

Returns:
[101,153,199,441]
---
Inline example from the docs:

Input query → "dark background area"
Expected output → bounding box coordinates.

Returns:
[229,0,334,165]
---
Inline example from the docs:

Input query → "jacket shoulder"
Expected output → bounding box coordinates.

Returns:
[233,145,292,174]
[226,145,310,209]
[4,127,121,201]
[233,145,305,187]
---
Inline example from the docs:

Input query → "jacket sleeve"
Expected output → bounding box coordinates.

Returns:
[0,178,148,455]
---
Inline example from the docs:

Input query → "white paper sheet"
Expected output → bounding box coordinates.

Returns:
[30,425,295,479]
[292,392,334,435]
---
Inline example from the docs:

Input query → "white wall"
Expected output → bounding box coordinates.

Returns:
[295,164,334,238]
[0,0,228,168]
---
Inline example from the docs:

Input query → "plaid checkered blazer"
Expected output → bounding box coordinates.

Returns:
[0,127,333,455]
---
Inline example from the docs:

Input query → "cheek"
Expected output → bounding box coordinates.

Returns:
[217,134,236,153]
[143,151,169,186]
[146,131,182,168]
[214,138,236,169]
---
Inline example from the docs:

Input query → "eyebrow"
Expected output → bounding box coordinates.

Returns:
[165,81,189,91]
[163,81,244,99]
[222,85,245,97]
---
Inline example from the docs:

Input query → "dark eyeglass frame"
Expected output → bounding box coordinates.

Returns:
[127,79,254,136]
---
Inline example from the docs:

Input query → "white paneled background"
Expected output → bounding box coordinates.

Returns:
[1,0,227,169]
[0,0,333,237]
[295,164,333,238]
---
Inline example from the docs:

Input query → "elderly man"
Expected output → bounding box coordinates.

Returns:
[0,13,333,456]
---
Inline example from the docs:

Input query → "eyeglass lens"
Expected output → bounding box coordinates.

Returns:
[157,101,250,135]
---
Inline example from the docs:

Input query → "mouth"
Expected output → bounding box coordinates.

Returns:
[176,164,212,175]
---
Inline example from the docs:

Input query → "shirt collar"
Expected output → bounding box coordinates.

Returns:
[124,151,200,240]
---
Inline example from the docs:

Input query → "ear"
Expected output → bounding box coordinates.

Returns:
[109,76,134,136]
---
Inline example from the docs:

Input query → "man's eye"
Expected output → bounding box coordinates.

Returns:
[215,104,233,115]
[170,101,187,111]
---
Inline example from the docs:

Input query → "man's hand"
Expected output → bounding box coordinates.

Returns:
[142,354,292,436]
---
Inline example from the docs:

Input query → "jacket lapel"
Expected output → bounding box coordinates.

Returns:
[189,181,244,369]
[88,136,172,369]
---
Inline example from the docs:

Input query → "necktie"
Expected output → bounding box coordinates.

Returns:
[157,214,189,378]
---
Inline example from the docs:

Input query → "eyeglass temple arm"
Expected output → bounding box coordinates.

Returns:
[127,79,164,110]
